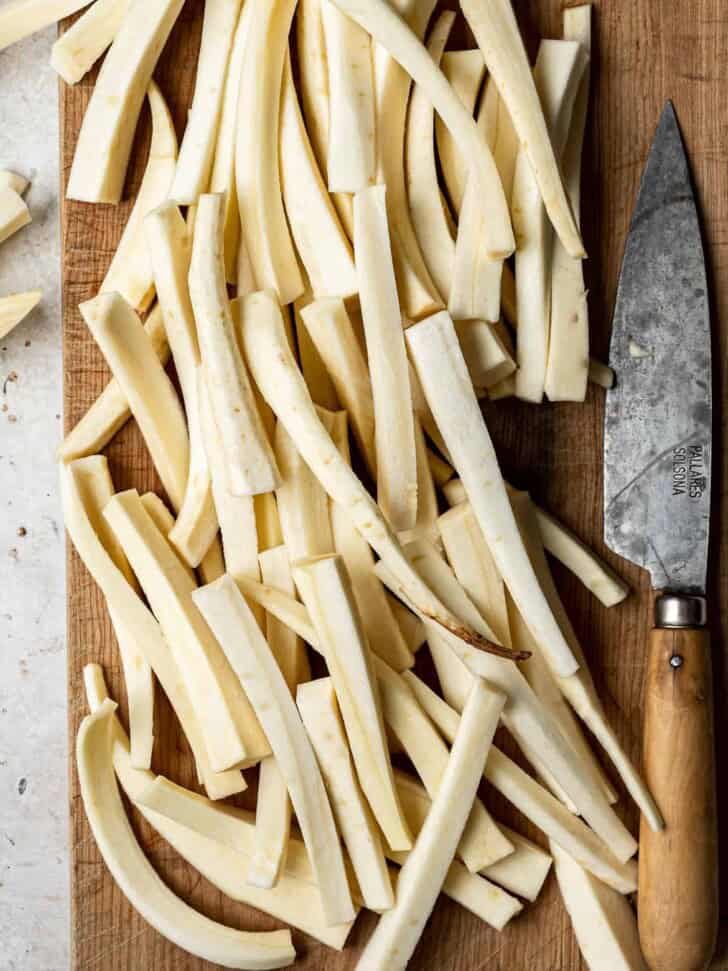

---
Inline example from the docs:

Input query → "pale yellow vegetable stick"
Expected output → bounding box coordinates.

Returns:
[0,291,41,341]
[292,287,339,410]
[0,170,28,195]
[455,319,516,389]
[478,74,519,204]
[436,50,486,217]
[51,0,131,84]
[0,187,30,244]
[139,493,197,584]
[0,0,91,51]
[274,421,334,563]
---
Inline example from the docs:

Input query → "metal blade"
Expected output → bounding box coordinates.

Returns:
[604,102,711,595]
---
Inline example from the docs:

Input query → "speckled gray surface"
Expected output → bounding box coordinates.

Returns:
[0,27,68,971]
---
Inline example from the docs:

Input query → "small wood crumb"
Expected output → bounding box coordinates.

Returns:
[16,527,26,537]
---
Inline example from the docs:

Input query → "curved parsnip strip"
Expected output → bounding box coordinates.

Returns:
[66,0,184,203]
[0,291,41,341]
[399,416,439,547]
[102,83,178,313]
[51,0,130,84]
[139,492,196,582]
[58,304,168,463]
[403,671,638,894]
[80,293,189,511]
[478,75,519,204]
[169,0,241,204]
[292,287,340,409]
[0,187,30,244]
[436,51,486,217]
[335,0,515,260]
[300,297,377,477]
[239,289,518,660]
[513,41,587,403]
[455,319,515,389]
[358,679,505,970]
[0,0,90,51]
[293,555,413,852]
[298,678,394,912]
[145,202,218,565]
[545,5,592,403]
[321,0,376,192]
[258,546,307,686]
[354,185,417,531]
[459,0,584,258]
[280,59,358,300]
[551,843,647,970]
[105,490,270,770]
[427,445,453,488]
[275,419,334,562]
[235,0,303,303]
[387,594,425,654]
[189,194,278,496]
[448,175,503,323]
[76,701,295,970]
[406,311,578,676]
[405,10,455,305]
[193,575,356,927]
[0,170,28,195]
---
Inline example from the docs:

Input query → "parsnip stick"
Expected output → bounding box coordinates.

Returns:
[404,10,456,305]
[0,170,28,195]
[455,319,516,389]
[300,297,377,477]
[387,594,426,654]
[51,0,130,84]
[436,50,486,217]
[358,679,505,970]
[545,4,592,402]
[80,293,189,511]
[293,556,413,852]
[448,175,503,323]
[235,0,303,304]
[0,187,30,244]
[189,194,279,496]
[336,0,514,260]
[193,575,356,927]
[427,445,454,488]
[239,289,523,660]
[513,40,587,402]
[103,83,177,313]
[404,671,637,893]
[459,0,584,258]
[399,416,440,547]
[292,288,340,410]
[274,420,334,562]
[354,185,418,530]
[478,75,519,204]
[298,678,394,911]
[255,493,283,552]
[139,493,197,584]
[328,411,414,671]
[0,291,41,341]
[66,0,184,203]
[280,58,358,299]
[0,0,91,51]
[406,311,579,676]
[145,202,217,566]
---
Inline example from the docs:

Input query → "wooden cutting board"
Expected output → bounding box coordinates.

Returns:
[61,0,728,967]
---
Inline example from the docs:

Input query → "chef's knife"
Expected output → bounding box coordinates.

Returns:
[604,101,717,971]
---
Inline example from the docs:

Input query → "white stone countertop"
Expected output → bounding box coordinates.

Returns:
[0,27,68,971]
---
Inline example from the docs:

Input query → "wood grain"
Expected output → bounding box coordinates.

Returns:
[61,0,728,968]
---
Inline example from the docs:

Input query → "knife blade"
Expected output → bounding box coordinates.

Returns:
[604,101,717,971]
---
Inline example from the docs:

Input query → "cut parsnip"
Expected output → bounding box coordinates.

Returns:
[426,445,454,488]
[249,756,291,892]
[80,293,189,511]
[545,5,592,403]
[0,291,41,341]
[589,357,615,389]
[189,194,279,496]
[376,658,513,871]
[0,187,30,244]
[169,0,241,204]
[192,575,356,927]
[58,304,169,462]
[298,678,394,912]
[478,75,519,205]
[292,288,340,410]
[404,10,456,305]
[353,185,417,530]
[322,0,376,192]
[387,594,426,654]
[279,59,358,299]
[139,492,196,583]
[198,538,226,584]
[275,421,334,562]
[400,416,440,547]
[103,83,177,312]
[436,50,486,217]
[84,669,353,948]
[406,311,579,677]
[104,490,270,770]
[0,170,28,195]
[293,555,413,852]
[551,842,648,970]
[448,173,503,323]
[328,412,414,671]
[404,671,638,893]
[337,0,514,260]
[513,40,587,403]
[455,319,516,389]
[235,0,303,304]
[259,546,308,687]
[76,701,296,970]
[62,468,244,799]
[239,288,515,660]
[51,0,130,84]
[66,0,184,203]
[0,0,91,51]
[459,0,584,258]
[358,679,505,970]
[300,297,377,477]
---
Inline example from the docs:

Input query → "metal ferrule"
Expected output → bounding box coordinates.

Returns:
[654,593,707,629]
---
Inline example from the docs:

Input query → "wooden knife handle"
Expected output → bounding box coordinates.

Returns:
[638,626,718,971]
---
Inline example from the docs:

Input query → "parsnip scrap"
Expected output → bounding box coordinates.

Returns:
[436,50,486,217]
[0,170,28,195]
[0,186,30,244]
[455,318,516,389]
[139,492,197,584]
[0,291,41,341]
[51,0,130,84]
[588,357,615,389]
